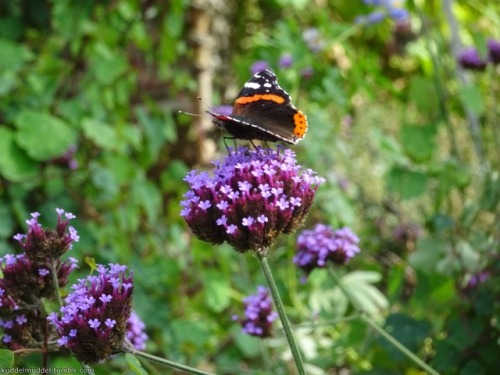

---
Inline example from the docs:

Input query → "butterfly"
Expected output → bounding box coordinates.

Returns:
[207,70,308,144]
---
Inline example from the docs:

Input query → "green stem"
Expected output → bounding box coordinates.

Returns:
[328,268,440,375]
[257,254,305,375]
[50,258,63,307]
[122,341,216,375]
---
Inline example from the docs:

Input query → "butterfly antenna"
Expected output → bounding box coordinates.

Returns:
[197,96,214,113]
[178,110,203,117]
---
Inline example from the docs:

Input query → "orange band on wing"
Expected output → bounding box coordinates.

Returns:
[293,111,308,138]
[235,94,286,105]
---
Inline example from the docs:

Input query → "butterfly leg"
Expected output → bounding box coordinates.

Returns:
[223,136,238,153]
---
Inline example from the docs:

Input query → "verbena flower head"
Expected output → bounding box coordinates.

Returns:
[487,39,500,65]
[48,264,134,364]
[181,147,324,254]
[233,286,278,338]
[0,209,79,350]
[126,311,148,350]
[294,224,361,278]
[14,208,80,262]
[458,47,487,71]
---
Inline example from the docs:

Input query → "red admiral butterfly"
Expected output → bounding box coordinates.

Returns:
[207,70,308,144]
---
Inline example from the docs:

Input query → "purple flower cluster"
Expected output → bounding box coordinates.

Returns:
[458,40,500,71]
[126,311,148,350]
[294,224,361,277]
[249,53,294,75]
[233,286,278,338]
[50,144,78,170]
[181,147,323,254]
[458,47,488,71]
[466,271,490,289]
[48,264,135,364]
[356,0,409,25]
[0,209,79,350]
[14,209,80,261]
[488,39,500,64]
[303,28,325,53]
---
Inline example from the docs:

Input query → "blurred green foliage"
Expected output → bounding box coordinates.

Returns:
[0,0,499,374]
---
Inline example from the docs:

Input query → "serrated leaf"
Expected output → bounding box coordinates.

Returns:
[387,167,428,199]
[81,118,117,150]
[202,270,231,312]
[459,84,484,115]
[409,238,447,274]
[0,127,38,181]
[14,111,77,160]
[125,353,148,375]
[401,124,437,163]
[408,76,439,116]
[0,37,32,72]
[231,324,261,357]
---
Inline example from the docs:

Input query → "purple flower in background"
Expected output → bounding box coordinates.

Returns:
[250,60,270,75]
[302,27,325,53]
[294,224,361,278]
[279,53,293,68]
[357,0,409,25]
[233,286,278,338]
[211,105,233,117]
[126,311,148,350]
[300,66,314,79]
[50,144,78,170]
[48,264,134,363]
[466,271,490,289]
[458,47,487,71]
[181,147,323,254]
[487,39,500,64]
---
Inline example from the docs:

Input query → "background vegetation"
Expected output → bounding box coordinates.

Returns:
[0,0,498,373]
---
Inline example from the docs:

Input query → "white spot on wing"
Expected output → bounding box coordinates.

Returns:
[245,82,261,89]
[263,83,272,88]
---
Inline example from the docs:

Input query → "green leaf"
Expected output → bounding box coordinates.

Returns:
[125,353,148,375]
[84,257,97,271]
[342,271,388,314]
[459,84,484,116]
[401,124,437,163]
[409,238,447,274]
[202,270,231,312]
[0,349,14,368]
[0,37,32,72]
[14,111,77,161]
[131,177,161,223]
[0,202,14,238]
[82,118,118,150]
[0,128,38,181]
[387,167,428,199]
[90,52,128,85]
[381,313,430,361]
[231,324,260,357]
[408,76,439,116]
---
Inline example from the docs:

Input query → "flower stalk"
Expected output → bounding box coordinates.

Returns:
[257,254,305,375]
[327,268,440,375]
[122,340,216,375]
